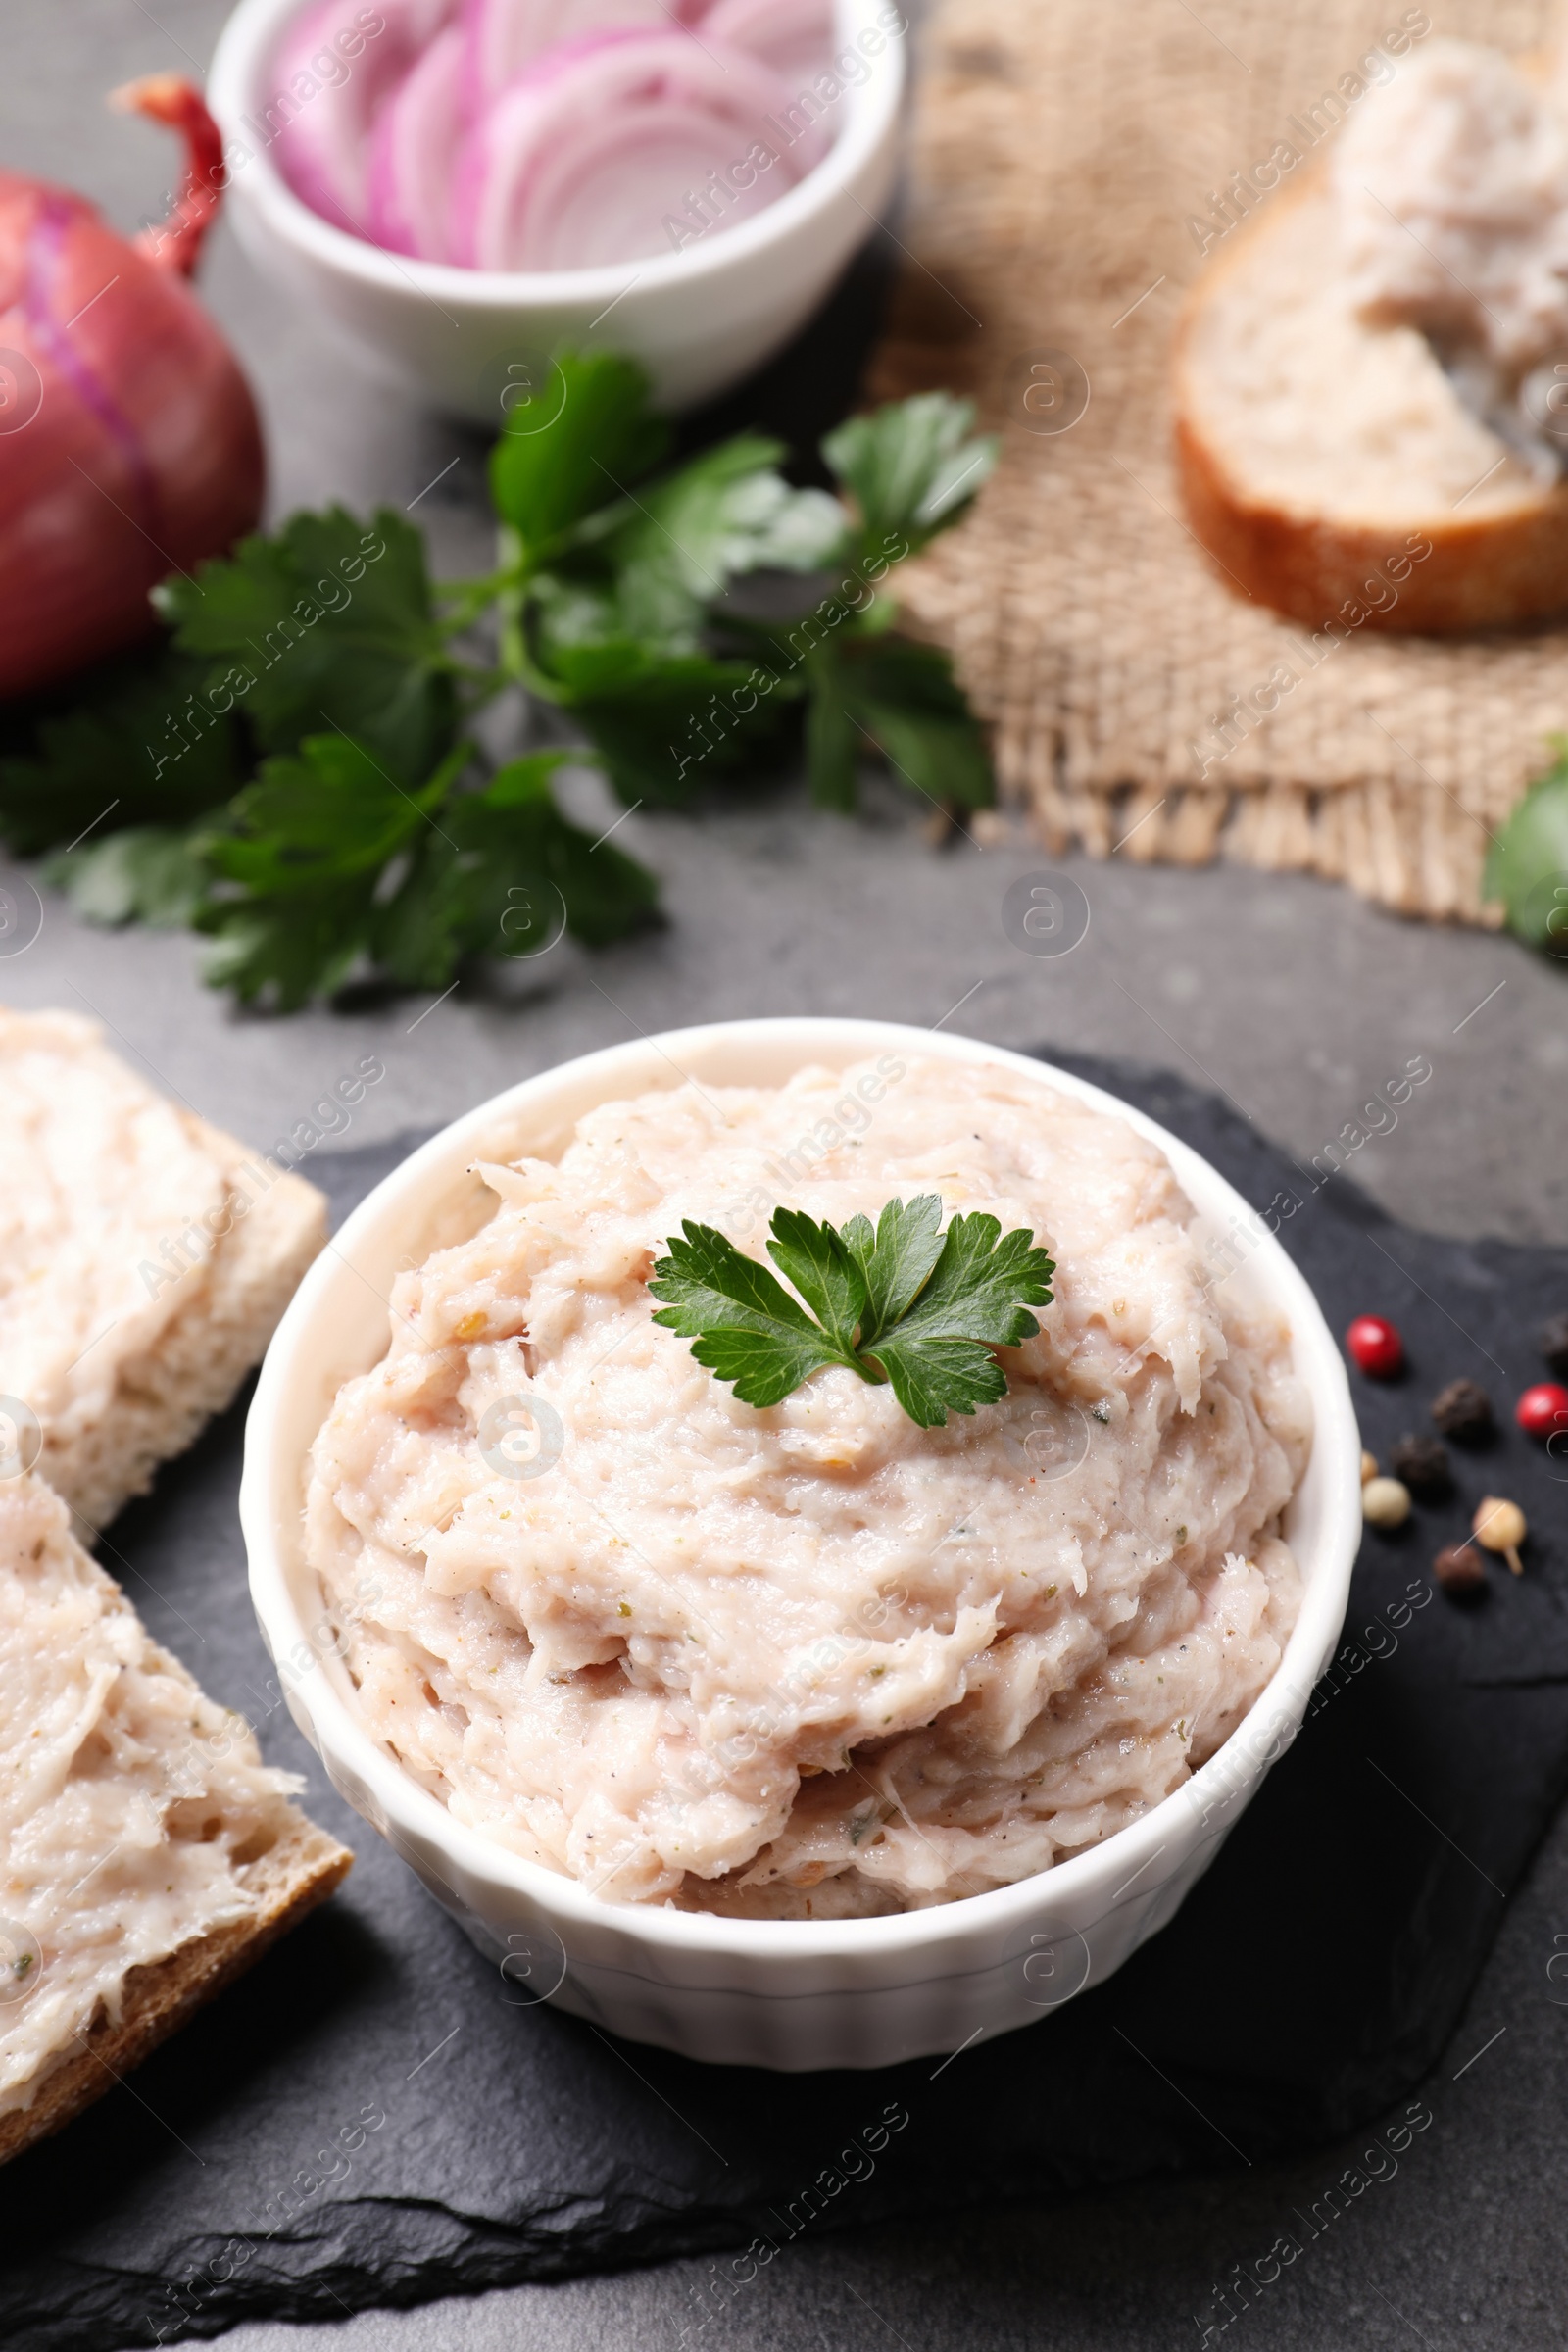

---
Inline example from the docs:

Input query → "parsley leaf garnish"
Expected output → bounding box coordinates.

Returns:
[649,1195,1054,1428]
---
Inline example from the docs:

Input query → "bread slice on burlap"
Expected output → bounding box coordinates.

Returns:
[0,1473,351,2166]
[0,1007,327,1532]
[1173,172,1568,633]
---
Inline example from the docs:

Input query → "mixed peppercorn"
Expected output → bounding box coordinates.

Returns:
[1345,1309,1565,1599]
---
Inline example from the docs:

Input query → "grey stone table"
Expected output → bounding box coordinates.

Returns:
[5,4,1568,2345]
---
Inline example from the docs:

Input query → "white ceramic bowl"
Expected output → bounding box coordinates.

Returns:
[242,1018,1361,2071]
[208,0,905,416]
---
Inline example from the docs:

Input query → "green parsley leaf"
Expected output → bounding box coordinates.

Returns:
[587,434,845,651]
[649,1219,857,1406]
[0,643,244,854]
[523,427,841,796]
[196,734,660,1007]
[867,1212,1056,1427]
[765,1207,871,1353]
[490,350,671,562]
[373,750,661,984]
[840,1194,947,1341]
[0,363,999,1017]
[198,884,371,1010]
[799,635,993,812]
[650,1195,1054,1427]
[822,393,999,562]
[1484,739,1568,951]
[212,729,449,895]
[555,648,792,804]
[45,823,213,930]
[877,1335,1011,1426]
[800,642,858,813]
[196,730,456,1007]
[155,507,456,786]
[843,635,994,810]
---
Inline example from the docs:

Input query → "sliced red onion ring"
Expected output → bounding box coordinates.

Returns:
[700,0,834,89]
[452,31,806,270]
[516,101,786,270]
[461,0,683,109]
[270,0,456,233]
[367,23,467,257]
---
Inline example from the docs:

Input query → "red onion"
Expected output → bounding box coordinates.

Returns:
[461,0,683,110]
[271,0,455,234]
[367,23,467,257]
[451,31,802,270]
[0,75,264,699]
[272,0,841,271]
[700,0,834,88]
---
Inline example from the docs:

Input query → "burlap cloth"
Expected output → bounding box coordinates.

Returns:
[864,0,1566,920]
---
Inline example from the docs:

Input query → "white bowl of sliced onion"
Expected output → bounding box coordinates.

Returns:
[209,0,906,415]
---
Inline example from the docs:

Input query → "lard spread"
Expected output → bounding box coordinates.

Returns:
[1,1475,310,2119]
[305,1058,1310,1916]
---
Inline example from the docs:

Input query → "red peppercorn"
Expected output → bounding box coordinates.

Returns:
[1516,1383,1568,1441]
[1346,1315,1404,1378]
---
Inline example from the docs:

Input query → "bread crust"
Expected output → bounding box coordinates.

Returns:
[0,1816,351,2168]
[1174,407,1568,632]
[1172,173,1568,634]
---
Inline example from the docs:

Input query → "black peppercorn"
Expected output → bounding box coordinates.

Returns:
[1390,1434,1452,1498]
[1433,1543,1486,1596]
[1541,1312,1568,1380]
[1430,1378,1494,1442]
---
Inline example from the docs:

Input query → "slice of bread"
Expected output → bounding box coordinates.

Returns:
[0,1474,351,2166]
[0,1008,328,1532]
[1173,172,1568,632]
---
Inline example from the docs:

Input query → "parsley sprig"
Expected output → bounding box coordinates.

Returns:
[1484,733,1568,954]
[0,355,997,1010]
[649,1195,1055,1428]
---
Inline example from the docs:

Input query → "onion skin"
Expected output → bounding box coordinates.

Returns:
[0,76,264,700]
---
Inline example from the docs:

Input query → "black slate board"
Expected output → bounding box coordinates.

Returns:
[5,1049,1568,2352]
